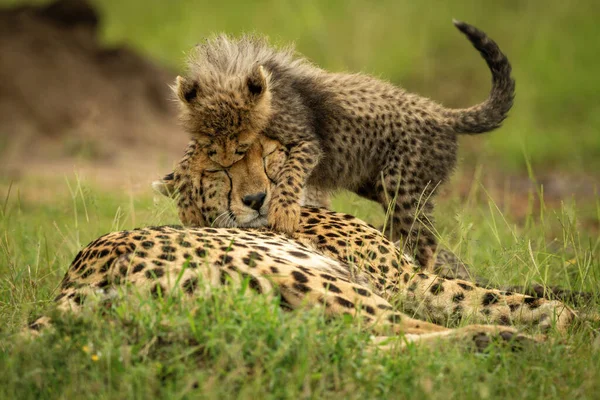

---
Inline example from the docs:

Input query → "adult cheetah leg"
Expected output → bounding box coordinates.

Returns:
[395,269,577,333]
[268,140,322,234]
[371,324,540,351]
[267,262,540,351]
[277,265,541,349]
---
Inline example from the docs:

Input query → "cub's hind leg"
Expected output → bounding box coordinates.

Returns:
[433,248,479,281]
[303,185,331,209]
[370,165,439,271]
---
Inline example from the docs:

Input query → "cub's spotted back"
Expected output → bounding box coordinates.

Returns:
[174,21,515,271]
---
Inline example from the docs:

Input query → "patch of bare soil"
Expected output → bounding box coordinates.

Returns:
[0,0,187,191]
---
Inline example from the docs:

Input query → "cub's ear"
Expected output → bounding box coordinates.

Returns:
[152,172,177,198]
[246,65,268,99]
[175,76,199,104]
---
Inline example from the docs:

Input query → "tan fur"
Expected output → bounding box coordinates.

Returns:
[173,22,515,270]
[27,145,584,352]
[153,139,577,334]
[29,224,538,351]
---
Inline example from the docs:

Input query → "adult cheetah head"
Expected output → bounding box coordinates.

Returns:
[153,137,287,228]
[174,37,273,168]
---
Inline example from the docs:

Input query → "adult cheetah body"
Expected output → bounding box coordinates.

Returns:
[29,216,554,350]
[153,139,575,335]
[28,142,580,351]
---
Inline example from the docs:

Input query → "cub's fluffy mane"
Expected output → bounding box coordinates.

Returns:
[186,34,318,79]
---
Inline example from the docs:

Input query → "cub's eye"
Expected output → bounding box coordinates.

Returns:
[207,150,217,157]
[262,147,279,157]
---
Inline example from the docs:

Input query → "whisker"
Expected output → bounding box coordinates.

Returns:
[224,212,236,228]
[228,212,237,227]
[212,211,230,227]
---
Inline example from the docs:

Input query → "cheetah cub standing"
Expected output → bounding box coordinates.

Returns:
[174,21,514,270]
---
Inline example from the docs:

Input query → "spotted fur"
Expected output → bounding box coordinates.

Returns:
[29,225,538,351]
[153,138,577,334]
[173,21,514,270]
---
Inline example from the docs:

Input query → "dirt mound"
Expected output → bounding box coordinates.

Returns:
[0,0,187,189]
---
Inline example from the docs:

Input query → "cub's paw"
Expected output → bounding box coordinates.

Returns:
[268,200,300,234]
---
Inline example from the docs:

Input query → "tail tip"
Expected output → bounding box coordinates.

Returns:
[452,19,467,30]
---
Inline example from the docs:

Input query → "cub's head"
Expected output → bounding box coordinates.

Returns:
[174,35,274,168]
[153,137,287,228]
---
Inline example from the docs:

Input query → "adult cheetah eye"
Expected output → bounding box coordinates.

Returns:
[262,147,279,157]
[235,147,248,156]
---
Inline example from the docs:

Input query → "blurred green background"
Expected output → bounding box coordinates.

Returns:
[87,0,599,172]
[5,0,598,172]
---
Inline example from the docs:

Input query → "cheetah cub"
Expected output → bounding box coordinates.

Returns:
[174,21,514,270]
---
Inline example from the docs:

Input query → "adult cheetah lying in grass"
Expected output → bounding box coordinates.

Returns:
[173,21,514,271]
[30,223,538,351]
[27,139,582,352]
[152,137,579,333]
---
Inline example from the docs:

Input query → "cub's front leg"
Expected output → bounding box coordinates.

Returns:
[268,140,322,234]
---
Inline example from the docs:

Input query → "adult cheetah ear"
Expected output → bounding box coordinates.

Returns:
[175,76,199,104]
[246,65,268,100]
[152,172,177,198]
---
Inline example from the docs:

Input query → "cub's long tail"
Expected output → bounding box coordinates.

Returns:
[444,20,515,134]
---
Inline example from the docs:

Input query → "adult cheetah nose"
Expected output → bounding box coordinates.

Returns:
[242,192,266,211]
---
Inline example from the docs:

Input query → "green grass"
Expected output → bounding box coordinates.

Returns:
[1,0,599,397]
[0,176,599,399]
